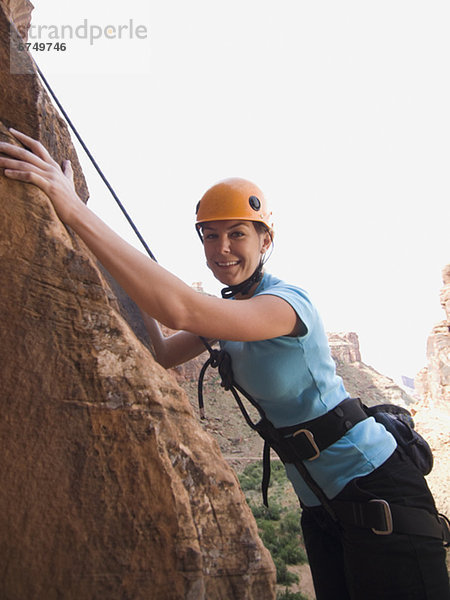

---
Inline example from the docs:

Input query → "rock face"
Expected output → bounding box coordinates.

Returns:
[415,264,450,406]
[1,0,33,40]
[412,264,450,515]
[413,405,450,517]
[0,3,276,599]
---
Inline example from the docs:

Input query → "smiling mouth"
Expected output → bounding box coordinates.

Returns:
[216,261,240,267]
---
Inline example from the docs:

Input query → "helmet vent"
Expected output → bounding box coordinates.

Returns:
[195,201,201,214]
[249,196,261,211]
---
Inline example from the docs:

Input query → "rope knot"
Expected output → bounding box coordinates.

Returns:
[197,345,235,419]
[209,349,234,390]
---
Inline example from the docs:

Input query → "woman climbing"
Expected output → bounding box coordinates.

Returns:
[0,129,448,600]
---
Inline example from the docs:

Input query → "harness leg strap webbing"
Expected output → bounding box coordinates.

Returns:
[332,499,450,544]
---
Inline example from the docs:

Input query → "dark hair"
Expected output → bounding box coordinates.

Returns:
[253,221,269,235]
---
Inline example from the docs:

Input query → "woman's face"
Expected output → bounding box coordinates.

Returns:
[201,220,271,287]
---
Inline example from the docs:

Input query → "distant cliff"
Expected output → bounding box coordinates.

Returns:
[415,264,450,406]
[0,1,275,598]
[329,332,414,407]
[412,264,450,516]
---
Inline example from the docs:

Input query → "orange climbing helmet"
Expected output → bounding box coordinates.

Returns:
[195,177,273,236]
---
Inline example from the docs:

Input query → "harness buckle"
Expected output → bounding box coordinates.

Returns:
[369,499,393,535]
[293,428,321,460]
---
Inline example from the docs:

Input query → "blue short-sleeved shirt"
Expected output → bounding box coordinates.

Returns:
[220,272,396,506]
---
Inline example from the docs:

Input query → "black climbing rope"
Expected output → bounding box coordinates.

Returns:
[31,57,157,262]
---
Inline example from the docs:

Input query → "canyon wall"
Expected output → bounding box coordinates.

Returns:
[329,332,414,407]
[0,2,276,599]
[413,265,450,516]
[415,264,450,406]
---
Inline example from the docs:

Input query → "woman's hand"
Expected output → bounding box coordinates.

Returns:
[0,128,84,224]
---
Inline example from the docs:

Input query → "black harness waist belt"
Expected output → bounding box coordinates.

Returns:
[255,397,368,506]
[275,397,368,461]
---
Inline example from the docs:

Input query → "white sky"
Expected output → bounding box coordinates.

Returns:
[25,0,449,384]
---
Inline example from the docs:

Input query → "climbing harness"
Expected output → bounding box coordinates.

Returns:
[197,342,450,546]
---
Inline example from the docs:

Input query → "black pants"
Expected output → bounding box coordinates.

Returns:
[301,449,449,600]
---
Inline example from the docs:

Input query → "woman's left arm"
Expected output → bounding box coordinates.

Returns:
[140,311,214,369]
[0,130,299,342]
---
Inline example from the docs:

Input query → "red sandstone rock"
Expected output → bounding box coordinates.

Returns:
[1,0,33,40]
[0,3,276,598]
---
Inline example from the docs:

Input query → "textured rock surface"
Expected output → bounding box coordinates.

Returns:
[0,3,276,599]
[441,264,450,322]
[415,264,450,405]
[412,265,450,516]
[413,404,450,517]
[0,1,88,200]
[1,0,33,40]
[327,332,362,363]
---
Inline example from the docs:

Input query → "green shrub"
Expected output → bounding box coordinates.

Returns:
[270,460,289,484]
[273,557,299,586]
[238,462,263,491]
[257,520,278,553]
[279,539,307,565]
[239,461,309,593]
[280,510,302,535]
[256,511,307,564]
[251,502,282,521]
[240,461,262,479]
[239,474,260,491]
[238,460,289,492]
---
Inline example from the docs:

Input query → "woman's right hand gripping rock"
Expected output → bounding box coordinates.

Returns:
[0,128,84,226]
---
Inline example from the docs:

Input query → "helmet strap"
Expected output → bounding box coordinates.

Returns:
[221,261,264,299]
